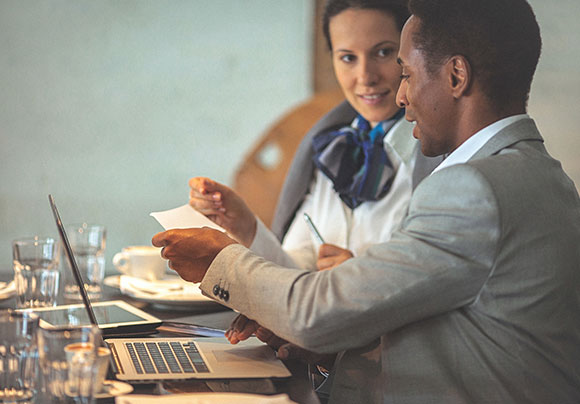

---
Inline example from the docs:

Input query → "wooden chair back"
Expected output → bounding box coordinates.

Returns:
[233,90,344,227]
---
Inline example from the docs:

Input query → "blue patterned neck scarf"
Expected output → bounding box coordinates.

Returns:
[312,109,404,209]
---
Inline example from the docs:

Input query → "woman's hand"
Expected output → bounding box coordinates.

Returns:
[317,244,354,271]
[189,177,257,247]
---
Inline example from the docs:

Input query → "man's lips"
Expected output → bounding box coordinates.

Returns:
[404,112,419,138]
[412,124,420,139]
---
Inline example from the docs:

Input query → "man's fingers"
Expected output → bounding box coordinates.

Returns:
[276,343,329,365]
[253,328,287,350]
[231,315,249,332]
[226,315,250,344]
[237,322,258,340]
[255,327,274,342]
[276,343,304,361]
[152,231,171,248]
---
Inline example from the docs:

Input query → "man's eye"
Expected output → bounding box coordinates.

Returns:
[400,74,410,80]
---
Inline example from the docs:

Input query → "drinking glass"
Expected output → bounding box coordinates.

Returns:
[62,224,106,301]
[0,310,40,404]
[37,325,101,404]
[12,237,60,309]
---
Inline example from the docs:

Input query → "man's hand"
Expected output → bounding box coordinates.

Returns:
[317,244,354,271]
[226,314,287,348]
[276,343,336,370]
[189,177,257,247]
[226,314,336,368]
[152,227,237,283]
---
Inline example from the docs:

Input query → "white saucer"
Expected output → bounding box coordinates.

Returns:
[0,281,16,301]
[104,275,220,308]
[94,380,134,398]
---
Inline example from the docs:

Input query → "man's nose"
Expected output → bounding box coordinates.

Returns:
[396,80,408,108]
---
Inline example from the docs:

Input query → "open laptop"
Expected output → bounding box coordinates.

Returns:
[49,195,291,382]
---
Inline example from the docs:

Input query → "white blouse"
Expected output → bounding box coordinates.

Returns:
[249,118,419,270]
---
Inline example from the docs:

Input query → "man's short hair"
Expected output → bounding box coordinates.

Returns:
[408,0,542,108]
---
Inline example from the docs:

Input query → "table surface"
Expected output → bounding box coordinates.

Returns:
[0,275,320,404]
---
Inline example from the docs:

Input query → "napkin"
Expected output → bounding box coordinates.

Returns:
[0,280,16,299]
[119,275,204,299]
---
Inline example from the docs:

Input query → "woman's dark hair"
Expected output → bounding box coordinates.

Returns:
[322,0,410,50]
[408,0,542,108]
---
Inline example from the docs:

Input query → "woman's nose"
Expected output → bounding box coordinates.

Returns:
[357,59,379,87]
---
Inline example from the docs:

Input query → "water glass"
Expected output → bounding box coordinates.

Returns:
[37,325,101,404]
[62,224,106,301]
[0,310,40,404]
[13,237,60,309]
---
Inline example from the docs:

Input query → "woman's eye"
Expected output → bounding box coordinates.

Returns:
[339,54,356,63]
[400,74,410,81]
[377,48,394,58]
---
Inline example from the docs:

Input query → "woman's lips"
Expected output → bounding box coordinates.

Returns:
[358,91,389,105]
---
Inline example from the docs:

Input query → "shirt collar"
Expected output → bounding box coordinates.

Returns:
[432,114,529,174]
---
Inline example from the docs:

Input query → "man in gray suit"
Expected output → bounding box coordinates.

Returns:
[153,0,580,402]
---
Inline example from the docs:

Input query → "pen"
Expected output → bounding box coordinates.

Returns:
[303,213,325,245]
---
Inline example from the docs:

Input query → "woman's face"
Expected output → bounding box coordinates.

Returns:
[329,8,403,126]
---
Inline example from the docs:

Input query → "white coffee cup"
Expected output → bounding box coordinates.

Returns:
[112,246,167,281]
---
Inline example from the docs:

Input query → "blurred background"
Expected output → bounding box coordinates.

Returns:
[1,0,579,276]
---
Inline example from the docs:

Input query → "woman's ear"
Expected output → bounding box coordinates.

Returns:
[447,55,471,98]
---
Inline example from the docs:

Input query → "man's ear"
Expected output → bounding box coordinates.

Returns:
[446,55,471,98]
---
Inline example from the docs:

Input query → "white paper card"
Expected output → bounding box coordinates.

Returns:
[150,204,225,232]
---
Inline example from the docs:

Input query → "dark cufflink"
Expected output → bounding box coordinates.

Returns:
[222,290,230,302]
[213,285,221,296]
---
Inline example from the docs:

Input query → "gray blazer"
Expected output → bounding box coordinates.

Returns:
[270,101,442,241]
[201,117,580,403]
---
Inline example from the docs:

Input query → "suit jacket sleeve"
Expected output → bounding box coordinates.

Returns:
[200,164,501,353]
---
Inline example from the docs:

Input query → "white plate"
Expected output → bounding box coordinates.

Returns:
[94,380,133,398]
[104,275,219,308]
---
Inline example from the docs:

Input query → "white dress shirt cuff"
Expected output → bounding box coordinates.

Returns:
[249,217,298,268]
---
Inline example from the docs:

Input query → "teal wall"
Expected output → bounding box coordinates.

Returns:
[527,0,580,190]
[0,0,313,273]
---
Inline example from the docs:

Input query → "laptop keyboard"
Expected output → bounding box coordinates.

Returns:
[124,341,209,374]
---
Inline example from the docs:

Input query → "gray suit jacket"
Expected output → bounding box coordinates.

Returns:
[201,118,580,403]
[270,100,442,241]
